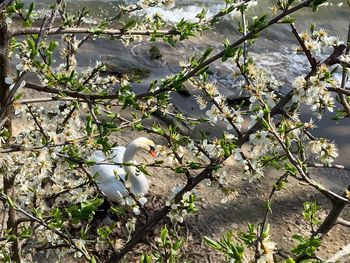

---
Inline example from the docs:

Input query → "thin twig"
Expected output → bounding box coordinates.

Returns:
[290,24,318,70]
[269,125,350,204]
[338,17,350,115]
[255,173,289,261]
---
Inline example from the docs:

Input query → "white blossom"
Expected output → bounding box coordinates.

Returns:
[249,130,270,146]
[5,77,13,85]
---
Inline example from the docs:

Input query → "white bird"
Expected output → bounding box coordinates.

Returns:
[90,137,157,202]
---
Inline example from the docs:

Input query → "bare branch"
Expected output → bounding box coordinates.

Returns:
[307,162,350,172]
[19,97,76,104]
[315,187,350,236]
[338,17,350,116]
[10,27,178,37]
[337,218,350,227]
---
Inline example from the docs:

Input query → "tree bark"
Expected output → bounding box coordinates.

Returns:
[0,17,19,262]
[315,187,350,236]
[0,13,11,133]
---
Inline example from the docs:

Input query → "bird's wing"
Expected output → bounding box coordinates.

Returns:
[91,156,128,200]
[111,146,126,164]
[90,150,126,181]
[89,151,104,162]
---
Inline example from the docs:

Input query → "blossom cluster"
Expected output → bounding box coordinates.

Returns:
[166,189,198,223]
[309,138,339,165]
[299,27,341,55]
[292,66,336,117]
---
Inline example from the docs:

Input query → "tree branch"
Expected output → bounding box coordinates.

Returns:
[315,187,350,236]
[10,27,178,37]
[337,218,350,227]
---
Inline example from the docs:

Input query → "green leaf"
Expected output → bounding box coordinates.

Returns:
[199,47,214,63]
[196,8,207,20]
[284,163,297,176]
[122,20,137,32]
[203,236,222,250]
[303,201,320,226]
[66,198,104,224]
[152,123,165,135]
[284,258,296,263]
[238,224,256,245]
[160,225,168,244]
[48,40,59,52]
[140,254,153,263]
[222,39,240,62]
[248,14,268,32]
[291,235,321,257]
[189,162,201,169]
[280,16,296,24]
[265,200,272,214]
[97,225,113,239]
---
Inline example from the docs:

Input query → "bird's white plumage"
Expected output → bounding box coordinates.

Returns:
[90,138,153,202]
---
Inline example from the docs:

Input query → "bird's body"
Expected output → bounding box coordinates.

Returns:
[90,138,156,202]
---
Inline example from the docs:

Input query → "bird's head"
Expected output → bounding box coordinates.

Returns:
[132,137,157,158]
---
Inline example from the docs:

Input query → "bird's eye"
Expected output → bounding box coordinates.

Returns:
[149,146,155,151]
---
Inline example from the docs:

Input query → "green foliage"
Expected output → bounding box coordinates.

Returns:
[291,235,321,258]
[121,19,137,33]
[119,84,137,109]
[97,224,114,239]
[204,231,245,262]
[66,198,104,224]
[284,163,298,176]
[222,39,241,62]
[303,202,320,227]
[140,254,153,263]
[148,225,185,263]
[249,15,268,31]
[7,1,36,26]
[238,223,257,246]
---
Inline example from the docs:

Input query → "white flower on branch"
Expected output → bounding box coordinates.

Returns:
[194,95,207,110]
[133,206,141,215]
[16,63,24,72]
[249,130,270,146]
[139,196,148,206]
[309,139,339,164]
[5,77,13,85]
[248,110,264,129]
[202,139,224,159]
[233,148,245,162]
[259,237,277,263]
[204,82,219,97]
[205,105,221,124]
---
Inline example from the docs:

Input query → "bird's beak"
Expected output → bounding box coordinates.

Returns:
[149,147,157,158]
